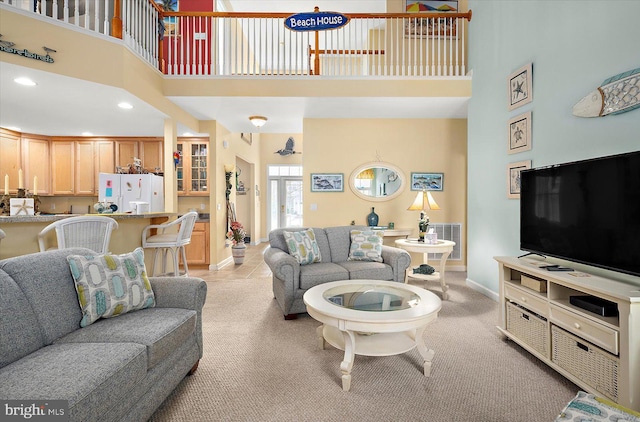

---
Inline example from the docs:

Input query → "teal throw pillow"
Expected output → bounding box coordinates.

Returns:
[283,228,322,265]
[348,229,384,262]
[67,247,155,327]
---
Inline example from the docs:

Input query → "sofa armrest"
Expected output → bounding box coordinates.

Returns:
[150,277,207,311]
[263,247,300,284]
[149,276,207,358]
[381,245,412,282]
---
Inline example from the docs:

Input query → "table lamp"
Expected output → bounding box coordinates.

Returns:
[407,190,440,242]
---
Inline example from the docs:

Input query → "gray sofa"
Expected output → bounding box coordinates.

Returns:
[264,226,411,318]
[0,248,207,422]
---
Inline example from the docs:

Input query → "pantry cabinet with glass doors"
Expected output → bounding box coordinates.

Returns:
[176,138,209,196]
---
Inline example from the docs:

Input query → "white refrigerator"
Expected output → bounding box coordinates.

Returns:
[98,173,164,213]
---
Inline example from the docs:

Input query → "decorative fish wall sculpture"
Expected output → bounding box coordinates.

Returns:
[572,67,640,117]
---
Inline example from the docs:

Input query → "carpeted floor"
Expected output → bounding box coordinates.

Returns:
[150,244,578,422]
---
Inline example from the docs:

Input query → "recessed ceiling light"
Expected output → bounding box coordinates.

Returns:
[118,102,133,109]
[183,132,193,136]
[82,132,93,136]
[14,77,36,86]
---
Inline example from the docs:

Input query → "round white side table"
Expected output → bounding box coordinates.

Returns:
[395,239,456,300]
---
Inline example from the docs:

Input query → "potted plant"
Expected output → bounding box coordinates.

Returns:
[227,221,247,264]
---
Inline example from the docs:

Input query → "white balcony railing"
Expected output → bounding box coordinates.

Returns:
[2,0,472,78]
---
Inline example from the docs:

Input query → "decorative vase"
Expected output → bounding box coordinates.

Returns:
[232,242,246,264]
[367,207,379,227]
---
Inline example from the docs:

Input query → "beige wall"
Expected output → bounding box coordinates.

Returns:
[303,118,467,264]
[257,133,304,239]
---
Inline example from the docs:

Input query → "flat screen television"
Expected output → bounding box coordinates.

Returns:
[520,151,640,277]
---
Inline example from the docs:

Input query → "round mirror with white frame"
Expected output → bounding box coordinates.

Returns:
[349,162,406,202]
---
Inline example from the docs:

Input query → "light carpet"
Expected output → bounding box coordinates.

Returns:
[150,271,578,422]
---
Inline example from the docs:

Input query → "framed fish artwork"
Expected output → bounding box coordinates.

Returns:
[508,63,533,111]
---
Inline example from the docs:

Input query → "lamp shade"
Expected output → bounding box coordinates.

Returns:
[249,115,267,128]
[407,190,440,211]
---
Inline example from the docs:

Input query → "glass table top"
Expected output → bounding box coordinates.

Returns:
[323,283,420,312]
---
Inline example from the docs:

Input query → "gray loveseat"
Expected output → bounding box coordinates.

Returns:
[0,248,207,422]
[264,226,411,319]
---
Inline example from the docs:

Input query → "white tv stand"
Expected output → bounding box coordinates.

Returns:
[495,256,640,411]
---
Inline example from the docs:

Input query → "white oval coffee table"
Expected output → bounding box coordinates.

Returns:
[303,280,442,391]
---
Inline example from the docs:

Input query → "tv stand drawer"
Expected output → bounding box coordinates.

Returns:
[505,283,548,317]
[549,304,618,355]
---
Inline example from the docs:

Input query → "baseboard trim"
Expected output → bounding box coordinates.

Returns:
[466,277,499,302]
[210,256,234,271]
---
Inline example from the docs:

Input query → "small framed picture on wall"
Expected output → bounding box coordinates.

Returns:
[507,111,532,154]
[508,63,533,111]
[507,160,531,199]
[410,172,444,191]
[311,173,344,192]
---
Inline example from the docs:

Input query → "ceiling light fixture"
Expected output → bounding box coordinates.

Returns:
[249,115,267,128]
[118,102,133,109]
[81,132,93,136]
[14,77,36,86]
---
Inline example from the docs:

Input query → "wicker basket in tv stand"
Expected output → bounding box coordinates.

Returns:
[494,256,640,412]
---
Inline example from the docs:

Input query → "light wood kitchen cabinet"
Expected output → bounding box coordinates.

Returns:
[182,221,210,265]
[0,129,22,194]
[95,140,116,175]
[51,141,75,195]
[177,139,209,196]
[50,140,115,196]
[22,135,51,195]
[115,140,138,170]
[115,139,163,173]
[141,140,163,173]
[75,141,97,195]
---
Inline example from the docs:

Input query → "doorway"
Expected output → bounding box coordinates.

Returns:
[267,165,303,232]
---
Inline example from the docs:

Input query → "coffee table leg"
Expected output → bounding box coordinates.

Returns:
[438,251,451,300]
[415,326,435,377]
[316,325,326,350]
[340,330,356,391]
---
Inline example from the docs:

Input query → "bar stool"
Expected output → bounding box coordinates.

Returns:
[141,212,198,276]
[37,216,118,253]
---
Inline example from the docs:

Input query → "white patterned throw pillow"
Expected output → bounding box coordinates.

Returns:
[348,229,384,262]
[283,228,322,265]
[67,247,155,327]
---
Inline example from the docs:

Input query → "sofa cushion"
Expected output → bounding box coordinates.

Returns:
[299,262,349,290]
[55,308,196,370]
[0,270,45,369]
[283,228,322,265]
[0,342,147,422]
[67,248,155,327]
[0,248,88,345]
[348,229,384,262]
[338,261,394,280]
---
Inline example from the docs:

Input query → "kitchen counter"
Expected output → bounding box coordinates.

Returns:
[0,212,175,224]
[0,213,176,264]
